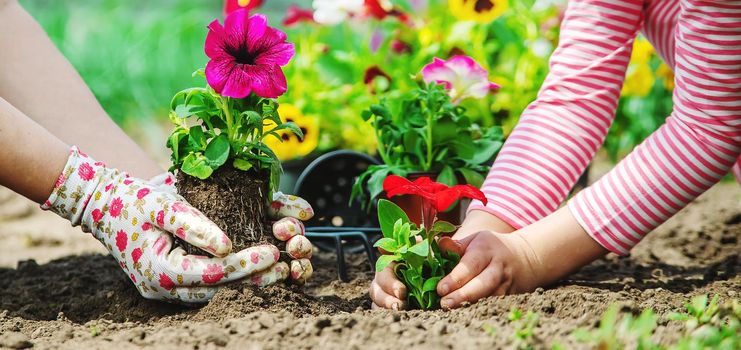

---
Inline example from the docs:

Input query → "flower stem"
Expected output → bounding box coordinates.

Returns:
[223,97,235,141]
[424,107,433,172]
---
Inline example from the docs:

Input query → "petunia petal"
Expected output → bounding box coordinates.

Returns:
[205,20,227,59]
[205,57,236,94]
[244,64,288,98]
[255,41,294,66]
[220,65,254,98]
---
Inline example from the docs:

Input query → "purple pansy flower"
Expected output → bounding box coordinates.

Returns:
[205,9,294,99]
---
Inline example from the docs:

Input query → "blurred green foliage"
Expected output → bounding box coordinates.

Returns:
[19,0,293,125]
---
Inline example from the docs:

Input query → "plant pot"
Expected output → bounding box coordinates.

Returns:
[175,166,282,257]
[388,172,469,227]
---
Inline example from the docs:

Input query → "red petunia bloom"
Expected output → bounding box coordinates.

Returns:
[224,0,263,16]
[364,0,410,23]
[202,264,225,284]
[364,65,392,94]
[283,5,315,27]
[383,175,487,212]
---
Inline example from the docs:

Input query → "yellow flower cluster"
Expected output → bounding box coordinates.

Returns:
[449,0,509,23]
[621,38,656,97]
[264,104,319,161]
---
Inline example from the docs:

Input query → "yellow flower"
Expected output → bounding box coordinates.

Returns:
[621,63,655,97]
[264,104,319,161]
[449,0,509,23]
[630,37,654,65]
[656,63,675,91]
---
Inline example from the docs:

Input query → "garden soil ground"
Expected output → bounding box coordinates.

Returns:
[0,179,739,349]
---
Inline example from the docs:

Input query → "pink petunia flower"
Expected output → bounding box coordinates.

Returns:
[78,163,95,181]
[159,273,175,290]
[202,264,225,284]
[116,230,128,252]
[109,198,123,217]
[421,55,500,103]
[205,10,294,99]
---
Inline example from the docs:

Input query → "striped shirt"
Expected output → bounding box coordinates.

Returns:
[469,0,741,255]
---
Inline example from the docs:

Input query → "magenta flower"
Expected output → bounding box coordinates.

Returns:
[421,55,499,103]
[205,9,294,99]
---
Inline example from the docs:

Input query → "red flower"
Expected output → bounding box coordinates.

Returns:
[383,175,487,212]
[364,65,392,94]
[136,188,150,199]
[391,39,412,54]
[202,264,225,284]
[78,163,95,181]
[115,230,128,252]
[141,222,152,231]
[159,273,175,290]
[131,248,143,264]
[270,200,284,212]
[224,0,263,16]
[130,273,137,283]
[91,209,104,223]
[175,227,186,239]
[283,5,314,27]
[109,197,123,217]
[364,0,409,23]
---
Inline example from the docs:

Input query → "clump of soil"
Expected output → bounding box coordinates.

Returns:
[175,166,277,255]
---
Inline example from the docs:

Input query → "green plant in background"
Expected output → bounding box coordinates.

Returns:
[483,308,541,350]
[351,81,503,207]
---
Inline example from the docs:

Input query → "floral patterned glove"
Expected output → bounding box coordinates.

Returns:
[42,147,312,303]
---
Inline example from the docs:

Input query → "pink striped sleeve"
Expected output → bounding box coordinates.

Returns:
[569,0,741,255]
[468,0,645,228]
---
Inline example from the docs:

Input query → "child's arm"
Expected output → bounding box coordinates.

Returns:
[439,0,741,308]
[0,0,161,178]
[465,0,645,230]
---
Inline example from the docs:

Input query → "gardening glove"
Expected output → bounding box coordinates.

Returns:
[41,146,283,303]
[148,175,316,286]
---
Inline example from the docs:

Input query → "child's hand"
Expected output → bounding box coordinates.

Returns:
[435,231,540,309]
[370,262,407,310]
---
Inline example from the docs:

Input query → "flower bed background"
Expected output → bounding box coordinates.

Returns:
[21,0,678,166]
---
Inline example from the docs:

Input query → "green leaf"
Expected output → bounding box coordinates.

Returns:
[189,127,206,150]
[409,239,429,257]
[232,158,253,171]
[378,200,410,238]
[437,165,456,186]
[373,237,398,253]
[367,167,392,200]
[432,220,457,234]
[469,139,503,165]
[375,254,400,272]
[279,122,304,140]
[458,168,485,188]
[370,104,392,120]
[204,134,230,168]
[422,276,442,293]
[181,153,213,180]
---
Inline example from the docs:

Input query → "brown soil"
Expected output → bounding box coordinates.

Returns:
[0,182,739,349]
[175,166,276,255]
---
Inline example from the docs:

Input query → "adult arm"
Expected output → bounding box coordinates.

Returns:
[0,0,161,178]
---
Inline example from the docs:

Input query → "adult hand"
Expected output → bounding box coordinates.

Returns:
[42,147,310,303]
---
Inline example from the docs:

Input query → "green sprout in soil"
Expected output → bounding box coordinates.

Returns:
[483,308,541,350]
[573,294,740,350]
